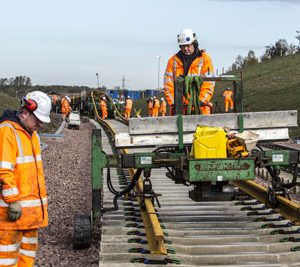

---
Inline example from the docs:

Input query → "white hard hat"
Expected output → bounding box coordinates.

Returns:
[153,96,156,99]
[127,95,130,99]
[161,98,164,101]
[177,28,197,45]
[24,91,51,123]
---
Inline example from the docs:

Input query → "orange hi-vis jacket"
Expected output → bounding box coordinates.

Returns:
[152,98,160,117]
[164,50,215,107]
[159,100,167,116]
[223,89,233,100]
[223,89,234,112]
[61,99,71,115]
[124,98,133,119]
[125,98,133,110]
[99,99,108,119]
[0,120,48,230]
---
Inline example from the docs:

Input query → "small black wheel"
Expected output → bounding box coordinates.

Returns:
[73,213,92,249]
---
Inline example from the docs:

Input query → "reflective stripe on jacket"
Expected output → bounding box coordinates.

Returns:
[163,50,215,106]
[0,121,48,230]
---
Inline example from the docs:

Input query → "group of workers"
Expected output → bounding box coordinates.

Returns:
[99,95,134,120]
[147,96,167,117]
[0,27,236,267]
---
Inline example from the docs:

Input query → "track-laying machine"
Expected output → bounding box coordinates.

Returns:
[73,75,299,252]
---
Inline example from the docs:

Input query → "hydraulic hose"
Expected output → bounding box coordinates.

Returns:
[102,167,143,214]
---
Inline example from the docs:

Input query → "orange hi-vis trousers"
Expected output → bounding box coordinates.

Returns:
[152,108,159,117]
[224,98,234,112]
[0,229,38,267]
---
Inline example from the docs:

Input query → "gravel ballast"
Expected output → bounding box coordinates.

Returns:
[36,121,101,267]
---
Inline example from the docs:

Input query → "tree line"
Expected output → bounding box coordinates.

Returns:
[229,30,300,71]
[0,76,32,88]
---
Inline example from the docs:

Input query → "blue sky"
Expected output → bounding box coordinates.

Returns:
[0,0,299,90]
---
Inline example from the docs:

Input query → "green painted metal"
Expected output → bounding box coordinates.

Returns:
[92,129,107,220]
[264,150,294,166]
[238,114,244,133]
[177,115,184,152]
[187,158,255,182]
[133,152,184,169]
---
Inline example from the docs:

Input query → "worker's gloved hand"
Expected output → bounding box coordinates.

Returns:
[8,201,22,221]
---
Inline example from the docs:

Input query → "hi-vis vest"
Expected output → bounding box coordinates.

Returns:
[125,99,133,110]
[0,120,48,229]
[164,50,215,106]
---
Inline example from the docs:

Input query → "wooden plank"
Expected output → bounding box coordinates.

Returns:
[115,128,290,148]
[128,110,298,135]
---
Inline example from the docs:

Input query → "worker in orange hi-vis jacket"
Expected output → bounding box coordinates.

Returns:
[61,96,72,121]
[159,97,167,116]
[223,87,234,112]
[124,96,133,119]
[152,96,160,117]
[147,97,153,117]
[99,96,108,120]
[164,28,215,115]
[0,91,51,267]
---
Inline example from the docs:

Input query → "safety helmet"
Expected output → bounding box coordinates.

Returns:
[127,96,130,99]
[153,96,156,99]
[227,87,231,90]
[22,91,51,123]
[177,28,197,45]
[161,98,164,101]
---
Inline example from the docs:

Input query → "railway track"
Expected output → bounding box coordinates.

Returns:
[97,118,300,266]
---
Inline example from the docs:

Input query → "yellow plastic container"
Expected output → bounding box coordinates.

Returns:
[191,125,227,159]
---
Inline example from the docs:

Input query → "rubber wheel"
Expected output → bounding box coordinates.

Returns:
[73,213,92,249]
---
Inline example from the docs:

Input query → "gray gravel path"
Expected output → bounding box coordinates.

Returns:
[35,121,100,267]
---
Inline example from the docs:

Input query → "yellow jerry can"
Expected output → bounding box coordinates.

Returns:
[191,125,228,159]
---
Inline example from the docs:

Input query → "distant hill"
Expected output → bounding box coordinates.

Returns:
[0,92,19,115]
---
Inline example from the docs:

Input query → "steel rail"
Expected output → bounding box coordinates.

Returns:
[234,180,300,224]
[91,92,167,254]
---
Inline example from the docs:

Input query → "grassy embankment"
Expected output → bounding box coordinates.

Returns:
[215,53,300,137]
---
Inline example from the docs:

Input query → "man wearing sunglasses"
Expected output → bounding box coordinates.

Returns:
[0,91,51,267]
